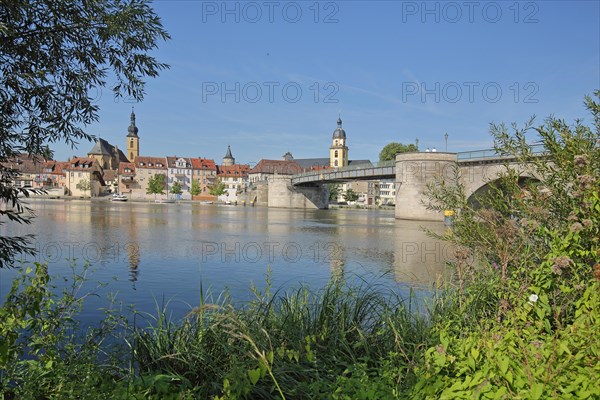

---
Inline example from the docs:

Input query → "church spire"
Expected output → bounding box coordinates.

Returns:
[127,106,139,137]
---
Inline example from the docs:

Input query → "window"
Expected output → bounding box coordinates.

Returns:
[334,160,338,167]
[334,150,338,158]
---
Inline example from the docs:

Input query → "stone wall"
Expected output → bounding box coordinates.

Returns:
[268,177,328,209]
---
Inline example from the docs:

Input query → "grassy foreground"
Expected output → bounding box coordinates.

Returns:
[1,93,599,399]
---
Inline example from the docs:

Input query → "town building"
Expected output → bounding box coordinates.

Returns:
[118,162,139,195]
[166,156,193,199]
[249,159,303,183]
[40,160,68,190]
[379,180,396,205]
[131,156,167,199]
[87,138,128,170]
[0,154,47,188]
[63,157,104,197]
[191,157,217,201]
[217,164,250,202]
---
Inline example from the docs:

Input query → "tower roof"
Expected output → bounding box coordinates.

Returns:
[224,145,234,159]
[127,108,139,137]
[332,114,346,140]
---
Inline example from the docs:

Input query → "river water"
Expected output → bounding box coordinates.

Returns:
[0,199,454,322]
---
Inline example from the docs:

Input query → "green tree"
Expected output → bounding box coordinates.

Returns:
[328,183,341,202]
[379,142,418,161]
[209,178,227,197]
[146,173,166,200]
[170,181,183,195]
[0,0,169,268]
[343,189,359,202]
[75,179,91,197]
[191,179,201,196]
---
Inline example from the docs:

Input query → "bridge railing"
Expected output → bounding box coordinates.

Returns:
[292,159,396,179]
[457,143,546,161]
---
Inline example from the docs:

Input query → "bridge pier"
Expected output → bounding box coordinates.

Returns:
[268,176,329,209]
[395,152,457,221]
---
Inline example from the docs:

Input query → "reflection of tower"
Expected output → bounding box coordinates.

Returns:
[327,242,346,281]
[329,114,349,168]
[126,107,140,162]
[127,211,140,288]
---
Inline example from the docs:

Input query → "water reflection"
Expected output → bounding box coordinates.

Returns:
[392,221,453,286]
[1,200,453,321]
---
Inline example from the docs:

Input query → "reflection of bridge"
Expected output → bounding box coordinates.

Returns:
[277,145,545,221]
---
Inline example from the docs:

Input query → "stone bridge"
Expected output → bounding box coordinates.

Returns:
[272,146,545,221]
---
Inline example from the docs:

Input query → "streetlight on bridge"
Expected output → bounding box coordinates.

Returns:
[444,132,448,152]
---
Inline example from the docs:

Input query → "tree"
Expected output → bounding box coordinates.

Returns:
[75,179,91,197]
[328,183,341,202]
[209,178,227,197]
[343,189,359,202]
[0,1,169,267]
[191,179,201,196]
[170,181,182,195]
[379,142,418,161]
[146,173,166,200]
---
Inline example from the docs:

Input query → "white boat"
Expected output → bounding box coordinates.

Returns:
[200,201,213,205]
[111,194,128,202]
[155,198,176,204]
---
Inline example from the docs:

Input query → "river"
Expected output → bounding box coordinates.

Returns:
[0,199,454,322]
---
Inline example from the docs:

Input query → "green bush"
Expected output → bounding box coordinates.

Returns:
[412,91,600,399]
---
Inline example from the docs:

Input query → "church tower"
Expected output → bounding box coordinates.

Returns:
[222,145,235,166]
[329,114,348,167]
[126,108,139,162]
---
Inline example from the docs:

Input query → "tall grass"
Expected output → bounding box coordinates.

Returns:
[132,277,436,398]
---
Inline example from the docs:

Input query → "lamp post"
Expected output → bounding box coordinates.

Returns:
[444,132,448,152]
[415,138,419,151]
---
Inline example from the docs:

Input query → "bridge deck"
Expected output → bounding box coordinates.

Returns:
[291,145,546,185]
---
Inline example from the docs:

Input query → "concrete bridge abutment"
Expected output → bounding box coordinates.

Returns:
[395,152,457,221]
[268,176,329,209]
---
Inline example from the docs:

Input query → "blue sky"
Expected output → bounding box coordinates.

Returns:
[56,0,599,165]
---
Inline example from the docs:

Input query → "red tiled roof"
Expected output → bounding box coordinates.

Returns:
[103,170,118,182]
[42,160,68,175]
[191,158,217,170]
[118,162,136,175]
[1,153,46,174]
[64,157,98,171]
[166,156,191,168]
[134,156,167,169]
[217,164,250,177]
[249,159,302,175]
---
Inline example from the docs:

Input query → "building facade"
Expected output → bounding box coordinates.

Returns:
[166,156,193,199]
[64,157,104,197]
[191,157,217,201]
[131,156,167,199]
[217,164,250,202]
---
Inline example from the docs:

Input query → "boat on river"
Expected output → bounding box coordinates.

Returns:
[111,194,128,202]
[155,198,176,204]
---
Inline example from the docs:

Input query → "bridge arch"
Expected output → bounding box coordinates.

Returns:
[466,175,541,209]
